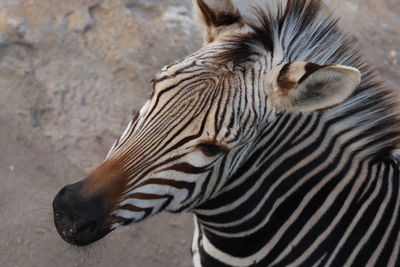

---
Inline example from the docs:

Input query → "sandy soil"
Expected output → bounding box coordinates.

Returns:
[0,0,398,267]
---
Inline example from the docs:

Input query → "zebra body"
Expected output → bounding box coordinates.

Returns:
[52,0,400,266]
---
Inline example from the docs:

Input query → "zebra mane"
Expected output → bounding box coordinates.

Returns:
[216,0,400,162]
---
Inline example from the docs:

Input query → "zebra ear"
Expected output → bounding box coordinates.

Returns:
[265,62,361,113]
[193,0,242,44]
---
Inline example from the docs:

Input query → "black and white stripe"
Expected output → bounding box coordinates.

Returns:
[192,114,400,266]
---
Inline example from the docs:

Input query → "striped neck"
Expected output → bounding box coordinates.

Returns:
[191,112,400,267]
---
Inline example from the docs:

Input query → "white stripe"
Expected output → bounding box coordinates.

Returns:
[324,165,385,266]
[345,165,393,266]
[192,216,203,267]
[367,165,400,267]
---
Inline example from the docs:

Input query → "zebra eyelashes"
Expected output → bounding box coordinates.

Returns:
[265,61,361,113]
[197,142,228,157]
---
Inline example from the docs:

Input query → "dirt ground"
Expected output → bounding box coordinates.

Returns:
[0,0,399,267]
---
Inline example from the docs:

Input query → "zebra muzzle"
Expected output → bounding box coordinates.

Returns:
[52,181,111,246]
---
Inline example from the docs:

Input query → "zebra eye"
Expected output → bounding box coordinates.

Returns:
[197,143,228,157]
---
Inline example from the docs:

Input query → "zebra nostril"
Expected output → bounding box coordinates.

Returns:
[55,211,64,220]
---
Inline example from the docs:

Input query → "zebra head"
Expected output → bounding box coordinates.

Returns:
[53,0,361,247]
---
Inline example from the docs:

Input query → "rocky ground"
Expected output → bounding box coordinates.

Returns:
[0,0,398,266]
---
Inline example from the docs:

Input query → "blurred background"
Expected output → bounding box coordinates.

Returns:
[0,0,398,266]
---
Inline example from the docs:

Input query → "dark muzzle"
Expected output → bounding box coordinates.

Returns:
[52,181,110,246]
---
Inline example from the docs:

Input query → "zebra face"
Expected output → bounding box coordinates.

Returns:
[53,59,245,246]
[103,58,259,225]
[53,0,361,247]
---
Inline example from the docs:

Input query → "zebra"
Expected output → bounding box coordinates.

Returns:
[53,0,400,266]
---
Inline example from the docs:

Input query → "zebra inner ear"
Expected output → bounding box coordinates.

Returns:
[193,0,242,44]
[265,62,361,113]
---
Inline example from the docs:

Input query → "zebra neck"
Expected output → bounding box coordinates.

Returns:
[192,117,400,266]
